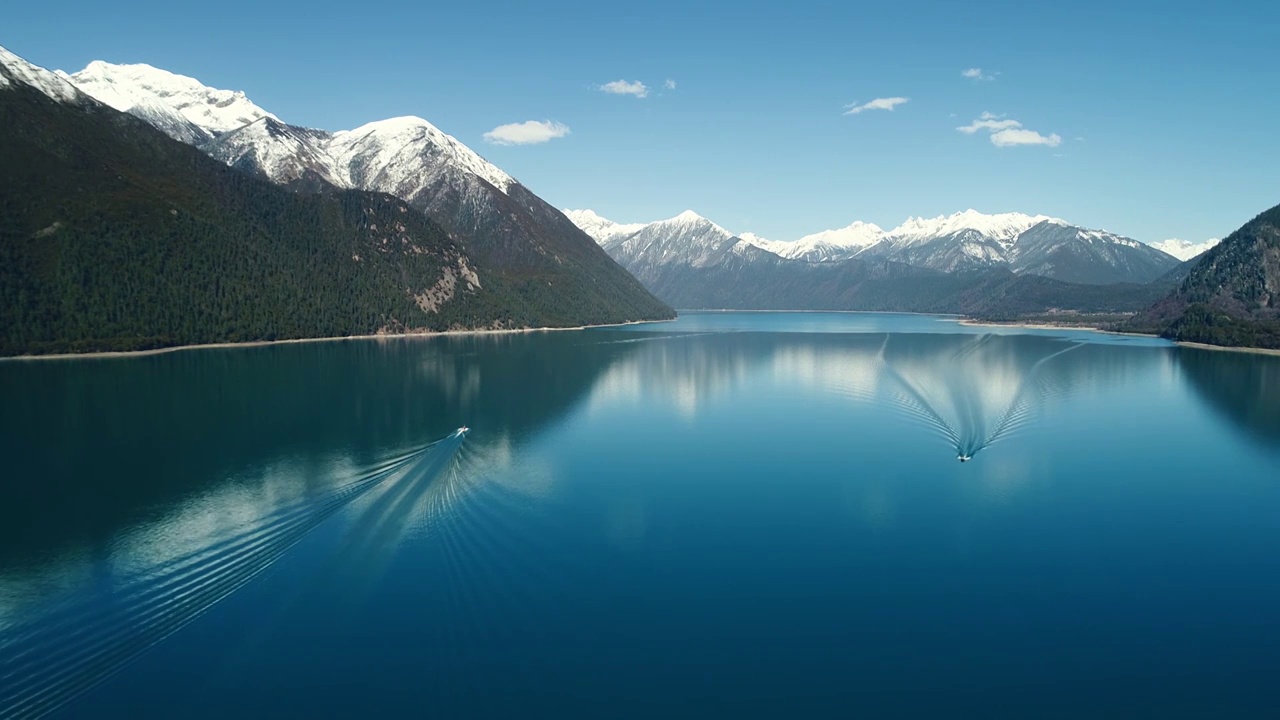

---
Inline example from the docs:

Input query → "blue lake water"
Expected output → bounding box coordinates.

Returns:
[2,312,1279,718]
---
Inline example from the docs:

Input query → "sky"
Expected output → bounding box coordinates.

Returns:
[6,0,1279,243]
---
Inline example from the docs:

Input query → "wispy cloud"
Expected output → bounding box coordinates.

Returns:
[962,67,996,81]
[956,112,1020,134]
[844,97,909,115]
[600,80,649,98]
[664,79,677,90]
[483,120,571,146]
[991,128,1062,147]
[957,112,1061,148]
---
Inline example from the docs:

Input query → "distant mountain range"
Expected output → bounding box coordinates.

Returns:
[563,208,1196,314]
[568,208,1199,287]
[561,209,1171,315]
[0,46,671,356]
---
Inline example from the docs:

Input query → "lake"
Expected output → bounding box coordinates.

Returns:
[2,312,1279,718]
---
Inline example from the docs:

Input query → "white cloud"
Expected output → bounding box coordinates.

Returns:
[957,112,1061,148]
[600,80,649,98]
[990,128,1062,147]
[664,79,677,90]
[962,67,996,81]
[844,97,909,115]
[956,112,1021,134]
[483,120,571,146]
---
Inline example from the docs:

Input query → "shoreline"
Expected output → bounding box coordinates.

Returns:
[681,308,964,318]
[8,313,1279,360]
[960,319,1280,355]
[0,318,676,362]
[955,318,1159,339]
[1175,341,1280,357]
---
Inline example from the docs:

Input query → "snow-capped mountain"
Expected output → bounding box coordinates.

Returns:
[561,209,647,245]
[590,211,760,286]
[885,210,1057,246]
[0,46,86,105]
[57,61,275,145]
[1006,221,1181,285]
[743,222,885,262]
[62,61,519,201]
[202,117,337,191]
[55,58,663,286]
[1150,238,1220,262]
[568,208,1183,286]
[858,211,1067,273]
[40,51,670,324]
[203,114,521,216]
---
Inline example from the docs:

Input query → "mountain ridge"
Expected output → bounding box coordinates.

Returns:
[1131,202,1280,348]
[53,55,673,333]
[0,45,672,356]
[569,208,1183,286]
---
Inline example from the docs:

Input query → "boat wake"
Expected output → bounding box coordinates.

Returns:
[877,334,1084,462]
[0,429,469,720]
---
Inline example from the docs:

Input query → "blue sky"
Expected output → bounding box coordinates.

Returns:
[7,0,1279,242]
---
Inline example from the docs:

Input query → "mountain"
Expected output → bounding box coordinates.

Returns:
[1006,220,1182,285]
[58,59,673,328]
[1131,202,1280,349]
[0,46,668,356]
[58,60,276,145]
[1150,237,1220,261]
[562,209,647,245]
[564,209,1169,315]
[591,211,750,287]
[740,222,884,262]
[574,208,1181,286]
[628,253,1167,317]
[860,211,1180,284]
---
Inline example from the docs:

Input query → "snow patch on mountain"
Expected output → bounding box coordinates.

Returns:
[0,45,84,104]
[744,222,885,261]
[885,209,1061,246]
[1150,238,1220,261]
[59,60,276,141]
[329,116,515,194]
[57,59,519,197]
[562,209,647,244]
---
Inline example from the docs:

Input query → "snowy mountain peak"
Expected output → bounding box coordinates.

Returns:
[52,52,525,202]
[657,210,729,234]
[561,209,647,244]
[331,115,516,194]
[0,45,84,104]
[59,60,276,140]
[887,209,1061,244]
[740,221,886,262]
[1150,237,1220,262]
[798,221,885,247]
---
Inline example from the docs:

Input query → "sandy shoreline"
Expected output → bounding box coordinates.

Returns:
[0,318,675,362]
[955,318,1158,339]
[959,319,1280,355]
[1175,341,1280,357]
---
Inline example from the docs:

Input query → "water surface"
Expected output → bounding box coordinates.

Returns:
[2,312,1279,717]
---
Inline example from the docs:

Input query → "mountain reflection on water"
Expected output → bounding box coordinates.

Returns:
[1,313,1278,718]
